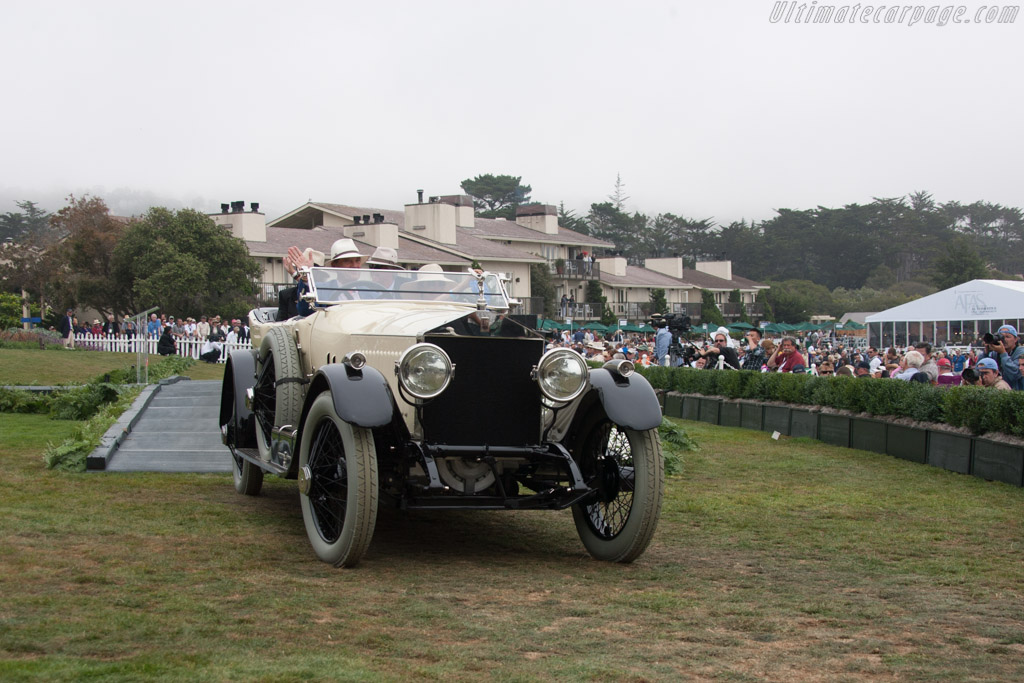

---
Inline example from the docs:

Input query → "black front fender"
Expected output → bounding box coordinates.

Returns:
[586,368,662,431]
[307,363,395,428]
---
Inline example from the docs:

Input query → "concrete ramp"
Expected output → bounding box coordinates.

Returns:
[103,379,233,473]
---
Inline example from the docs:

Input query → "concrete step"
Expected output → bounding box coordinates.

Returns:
[103,379,235,473]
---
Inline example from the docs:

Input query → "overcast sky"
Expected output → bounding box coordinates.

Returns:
[2,1,1021,225]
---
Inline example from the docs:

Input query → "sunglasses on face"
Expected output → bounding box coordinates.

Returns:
[820,370,834,375]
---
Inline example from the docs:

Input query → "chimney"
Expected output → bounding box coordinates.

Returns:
[209,200,266,242]
[695,260,733,282]
[417,189,424,204]
[515,204,558,235]
[250,202,260,213]
[597,256,628,277]
[403,194,472,245]
[344,219,399,248]
[645,257,684,278]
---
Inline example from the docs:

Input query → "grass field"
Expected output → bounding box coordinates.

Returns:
[2,399,1022,680]
[0,348,226,384]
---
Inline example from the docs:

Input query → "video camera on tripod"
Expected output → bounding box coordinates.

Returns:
[649,313,698,366]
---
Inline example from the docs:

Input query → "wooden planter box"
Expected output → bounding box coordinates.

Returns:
[789,408,819,440]
[719,401,742,428]
[699,398,721,425]
[664,392,684,419]
[818,414,851,449]
[682,396,700,421]
[927,431,972,474]
[886,424,927,464]
[972,438,1024,487]
[763,406,791,435]
[740,402,763,431]
[850,417,887,454]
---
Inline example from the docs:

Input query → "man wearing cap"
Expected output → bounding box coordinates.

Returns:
[936,357,961,386]
[983,325,1023,390]
[977,357,1012,391]
[854,360,872,378]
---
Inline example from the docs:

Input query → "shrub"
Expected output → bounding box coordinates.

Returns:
[0,387,51,414]
[658,416,697,476]
[639,366,1024,436]
[49,383,125,421]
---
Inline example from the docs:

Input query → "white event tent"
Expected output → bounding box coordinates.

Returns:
[865,279,1024,348]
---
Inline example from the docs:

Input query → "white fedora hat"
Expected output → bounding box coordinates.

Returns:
[329,238,363,262]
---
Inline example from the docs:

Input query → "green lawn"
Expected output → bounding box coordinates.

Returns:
[0,348,226,385]
[1,411,1022,681]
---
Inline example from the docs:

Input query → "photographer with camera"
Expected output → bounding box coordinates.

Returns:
[983,325,1023,390]
[696,327,740,370]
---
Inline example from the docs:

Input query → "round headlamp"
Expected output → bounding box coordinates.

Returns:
[535,349,588,403]
[397,343,453,400]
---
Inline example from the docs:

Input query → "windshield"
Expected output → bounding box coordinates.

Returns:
[306,267,510,308]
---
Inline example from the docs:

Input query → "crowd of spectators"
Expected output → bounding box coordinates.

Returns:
[55,309,251,361]
[544,323,1024,392]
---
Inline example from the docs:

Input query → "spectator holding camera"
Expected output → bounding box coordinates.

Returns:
[976,357,1012,391]
[983,325,1023,390]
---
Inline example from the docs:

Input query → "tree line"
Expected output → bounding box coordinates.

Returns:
[0,196,260,322]
[462,175,1022,320]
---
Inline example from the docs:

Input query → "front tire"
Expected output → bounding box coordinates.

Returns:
[571,422,664,563]
[298,392,379,568]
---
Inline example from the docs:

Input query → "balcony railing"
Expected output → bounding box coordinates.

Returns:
[720,302,765,320]
[550,260,600,281]
[554,301,603,321]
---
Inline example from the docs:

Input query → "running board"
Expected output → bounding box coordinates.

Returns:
[233,447,289,476]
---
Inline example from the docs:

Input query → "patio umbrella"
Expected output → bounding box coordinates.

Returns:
[729,321,755,329]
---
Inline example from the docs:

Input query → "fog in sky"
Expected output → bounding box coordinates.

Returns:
[2,1,1021,224]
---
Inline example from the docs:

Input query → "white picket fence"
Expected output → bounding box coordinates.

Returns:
[72,333,252,362]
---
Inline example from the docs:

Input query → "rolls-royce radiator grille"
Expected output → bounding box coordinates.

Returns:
[421,335,543,446]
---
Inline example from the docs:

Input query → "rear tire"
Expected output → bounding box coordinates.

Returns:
[298,392,378,568]
[253,326,303,463]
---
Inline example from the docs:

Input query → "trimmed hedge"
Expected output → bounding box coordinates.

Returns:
[639,367,1024,438]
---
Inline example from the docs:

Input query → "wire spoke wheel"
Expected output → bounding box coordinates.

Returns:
[572,419,663,563]
[306,417,349,543]
[252,359,277,447]
[582,425,634,539]
[298,392,378,568]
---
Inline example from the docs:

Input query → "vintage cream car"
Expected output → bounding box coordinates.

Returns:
[219,266,664,567]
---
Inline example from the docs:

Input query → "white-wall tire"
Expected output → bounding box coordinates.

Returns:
[298,392,379,568]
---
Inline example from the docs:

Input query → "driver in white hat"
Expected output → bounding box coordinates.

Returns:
[328,238,364,268]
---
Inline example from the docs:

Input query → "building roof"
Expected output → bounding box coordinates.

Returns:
[245,226,471,267]
[265,201,547,265]
[599,264,700,289]
[464,217,614,249]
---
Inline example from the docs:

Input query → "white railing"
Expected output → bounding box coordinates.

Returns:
[72,333,252,362]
